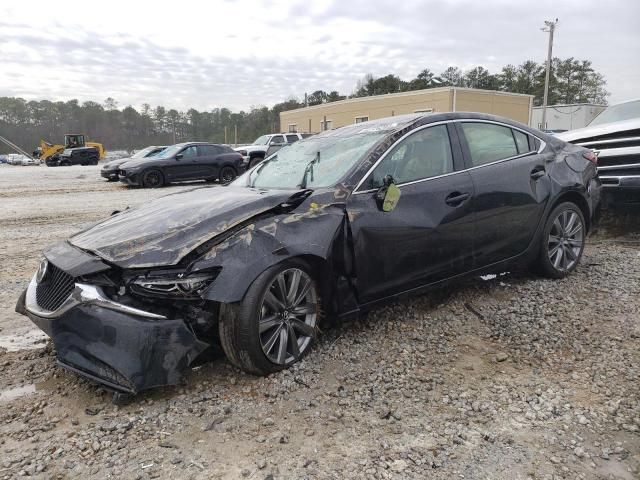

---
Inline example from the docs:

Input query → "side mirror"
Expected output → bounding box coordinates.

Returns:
[375,175,401,212]
[175,153,183,160]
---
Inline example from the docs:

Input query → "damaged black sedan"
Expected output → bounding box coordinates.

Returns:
[16,112,601,396]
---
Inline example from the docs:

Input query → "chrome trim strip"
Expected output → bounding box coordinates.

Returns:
[25,274,167,320]
[599,175,640,187]
[591,146,640,157]
[577,136,640,147]
[352,119,546,195]
[597,163,640,171]
[599,175,640,179]
[454,119,547,154]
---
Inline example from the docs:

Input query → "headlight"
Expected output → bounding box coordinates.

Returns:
[237,150,248,156]
[130,270,219,298]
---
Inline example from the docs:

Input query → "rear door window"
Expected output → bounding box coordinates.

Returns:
[180,146,198,158]
[460,122,518,166]
[286,135,299,143]
[198,145,221,156]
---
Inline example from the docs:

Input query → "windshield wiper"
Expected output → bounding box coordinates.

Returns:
[247,154,277,187]
[298,152,320,189]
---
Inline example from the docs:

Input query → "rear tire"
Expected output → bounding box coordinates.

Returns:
[219,166,237,184]
[536,202,586,279]
[218,259,321,375]
[142,169,164,188]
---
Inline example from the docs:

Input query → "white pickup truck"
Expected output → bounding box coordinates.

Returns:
[234,133,313,169]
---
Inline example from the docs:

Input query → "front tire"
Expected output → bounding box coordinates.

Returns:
[537,202,586,278]
[142,169,164,188]
[219,259,321,375]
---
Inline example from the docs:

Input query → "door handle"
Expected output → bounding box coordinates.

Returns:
[530,167,546,180]
[445,191,470,206]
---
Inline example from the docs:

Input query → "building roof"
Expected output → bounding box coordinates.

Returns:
[284,87,534,115]
[532,103,606,109]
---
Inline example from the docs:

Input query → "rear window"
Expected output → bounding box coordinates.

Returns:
[513,130,532,154]
[460,122,518,166]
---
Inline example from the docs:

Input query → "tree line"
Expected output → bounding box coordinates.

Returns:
[0,57,608,154]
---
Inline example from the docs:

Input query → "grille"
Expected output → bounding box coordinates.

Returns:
[598,153,640,169]
[35,262,75,311]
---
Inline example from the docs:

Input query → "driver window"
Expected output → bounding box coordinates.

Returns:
[180,146,198,158]
[270,135,284,144]
[368,124,454,189]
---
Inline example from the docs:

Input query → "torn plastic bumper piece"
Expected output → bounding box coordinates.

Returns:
[17,275,208,394]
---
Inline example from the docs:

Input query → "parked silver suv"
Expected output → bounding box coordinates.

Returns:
[557,99,640,203]
[234,133,313,168]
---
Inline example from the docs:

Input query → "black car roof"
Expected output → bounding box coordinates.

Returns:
[173,142,226,147]
[314,111,540,140]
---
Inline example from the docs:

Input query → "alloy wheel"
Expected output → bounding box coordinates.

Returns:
[258,268,317,365]
[547,209,584,272]
[221,167,236,183]
[144,170,162,187]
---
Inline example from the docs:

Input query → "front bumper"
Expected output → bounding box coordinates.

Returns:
[101,169,118,180]
[119,171,140,186]
[17,274,208,394]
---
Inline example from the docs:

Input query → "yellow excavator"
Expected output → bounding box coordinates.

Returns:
[36,134,106,162]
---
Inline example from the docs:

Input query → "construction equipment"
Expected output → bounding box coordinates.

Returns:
[36,134,106,162]
[0,135,35,160]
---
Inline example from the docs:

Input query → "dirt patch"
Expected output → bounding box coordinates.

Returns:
[0,165,638,479]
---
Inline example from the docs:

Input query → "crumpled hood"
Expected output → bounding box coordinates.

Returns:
[70,186,298,268]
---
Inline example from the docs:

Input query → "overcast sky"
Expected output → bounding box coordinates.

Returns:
[1,0,638,112]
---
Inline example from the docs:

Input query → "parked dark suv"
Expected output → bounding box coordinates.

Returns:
[118,142,244,188]
[46,147,99,167]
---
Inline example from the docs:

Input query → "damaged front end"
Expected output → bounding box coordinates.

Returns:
[15,185,353,395]
[16,241,214,394]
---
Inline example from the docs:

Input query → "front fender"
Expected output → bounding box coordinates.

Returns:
[194,203,347,303]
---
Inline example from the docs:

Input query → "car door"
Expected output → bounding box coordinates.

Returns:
[165,145,199,181]
[265,135,286,157]
[347,122,476,304]
[455,121,551,268]
[195,145,221,179]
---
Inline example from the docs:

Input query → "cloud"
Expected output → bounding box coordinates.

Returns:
[0,0,638,110]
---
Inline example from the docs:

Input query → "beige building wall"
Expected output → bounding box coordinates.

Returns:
[280,87,533,133]
[453,89,532,124]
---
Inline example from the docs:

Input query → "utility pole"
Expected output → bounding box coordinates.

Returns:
[541,18,558,130]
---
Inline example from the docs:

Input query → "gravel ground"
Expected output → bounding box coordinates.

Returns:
[0,164,638,479]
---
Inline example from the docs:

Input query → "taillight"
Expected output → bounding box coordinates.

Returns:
[583,151,598,164]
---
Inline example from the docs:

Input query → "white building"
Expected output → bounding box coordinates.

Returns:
[530,103,606,131]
